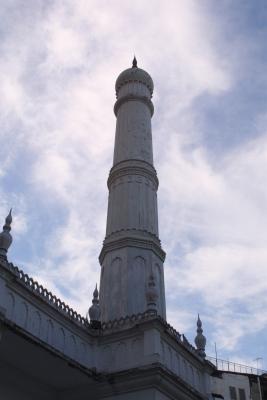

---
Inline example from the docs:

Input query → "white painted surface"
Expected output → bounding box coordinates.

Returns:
[211,372,251,400]
[100,66,166,322]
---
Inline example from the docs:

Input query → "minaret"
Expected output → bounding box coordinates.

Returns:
[99,58,166,321]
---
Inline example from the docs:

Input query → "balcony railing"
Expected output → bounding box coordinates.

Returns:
[207,356,267,376]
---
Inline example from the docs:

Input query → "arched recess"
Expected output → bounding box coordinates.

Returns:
[16,301,28,328]
[176,354,181,375]
[167,346,172,370]
[131,338,142,364]
[153,263,164,314]
[46,319,54,345]
[190,366,195,386]
[102,345,111,370]
[161,341,165,363]
[197,370,202,391]
[116,342,127,369]
[56,327,65,352]
[31,311,41,336]
[183,359,188,381]
[79,342,86,363]
[128,256,146,314]
[100,266,105,298]
[69,335,76,359]
[109,257,123,318]
[5,292,15,320]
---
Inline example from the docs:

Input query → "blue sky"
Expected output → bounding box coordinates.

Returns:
[1,0,267,370]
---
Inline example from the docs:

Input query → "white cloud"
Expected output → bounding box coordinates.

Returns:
[161,131,267,351]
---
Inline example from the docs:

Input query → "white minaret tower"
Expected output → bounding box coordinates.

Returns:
[99,58,166,321]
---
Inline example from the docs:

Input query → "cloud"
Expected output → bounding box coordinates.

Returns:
[161,131,267,352]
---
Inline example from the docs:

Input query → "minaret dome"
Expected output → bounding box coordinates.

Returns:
[115,58,154,98]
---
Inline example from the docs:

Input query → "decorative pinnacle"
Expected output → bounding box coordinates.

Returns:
[0,209,13,259]
[194,314,206,358]
[88,283,101,327]
[132,55,137,68]
[197,314,202,331]
[3,209,12,232]
[93,284,99,301]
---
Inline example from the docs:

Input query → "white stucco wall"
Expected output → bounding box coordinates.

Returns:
[211,372,251,400]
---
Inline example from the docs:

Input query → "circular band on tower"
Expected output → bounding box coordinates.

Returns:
[108,159,158,189]
[108,164,159,190]
[99,233,166,265]
[114,94,154,117]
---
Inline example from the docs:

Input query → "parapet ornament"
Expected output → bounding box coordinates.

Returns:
[0,209,12,260]
[88,284,101,329]
[194,314,206,358]
[0,258,90,329]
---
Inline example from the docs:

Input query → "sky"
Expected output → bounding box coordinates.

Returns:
[1,0,267,370]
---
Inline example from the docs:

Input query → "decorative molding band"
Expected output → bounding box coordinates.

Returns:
[101,310,202,361]
[99,232,166,264]
[114,94,154,116]
[101,310,158,331]
[105,228,160,242]
[116,76,153,97]
[108,160,159,190]
[111,159,157,175]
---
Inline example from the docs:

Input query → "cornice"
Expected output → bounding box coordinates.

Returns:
[100,311,204,364]
[114,94,154,116]
[108,159,159,190]
[99,231,166,264]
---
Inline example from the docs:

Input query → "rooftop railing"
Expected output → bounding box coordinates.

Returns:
[207,356,267,376]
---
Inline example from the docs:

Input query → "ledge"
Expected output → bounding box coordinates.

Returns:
[99,231,166,264]
[114,94,154,116]
[108,159,159,190]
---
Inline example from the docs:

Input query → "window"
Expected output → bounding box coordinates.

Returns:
[238,388,246,400]
[229,386,237,400]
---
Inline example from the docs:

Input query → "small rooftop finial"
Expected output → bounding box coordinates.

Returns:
[0,209,13,260]
[93,284,98,299]
[87,283,101,329]
[194,314,206,358]
[132,55,137,68]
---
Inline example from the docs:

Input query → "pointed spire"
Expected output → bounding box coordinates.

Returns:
[5,209,12,229]
[0,209,13,260]
[132,55,137,68]
[194,314,206,358]
[93,283,99,299]
[88,283,101,328]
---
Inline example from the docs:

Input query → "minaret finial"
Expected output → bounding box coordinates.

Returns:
[194,314,206,358]
[132,55,137,68]
[87,283,101,329]
[0,209,13,260]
